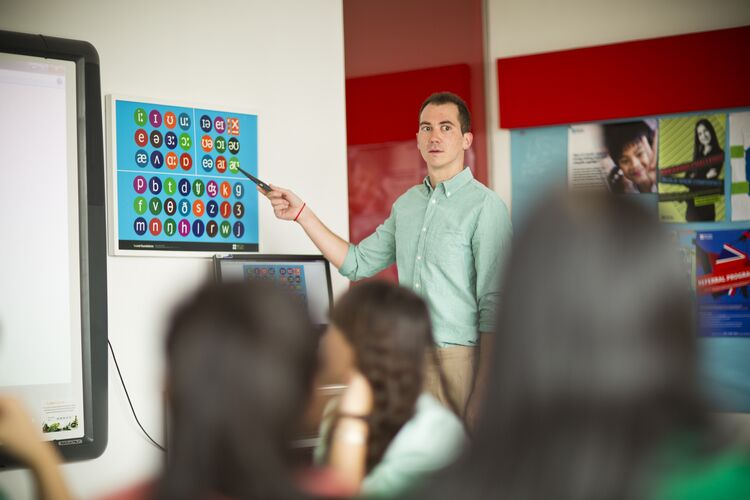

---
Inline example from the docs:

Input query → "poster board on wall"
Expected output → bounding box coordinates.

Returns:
[106,95,260,256]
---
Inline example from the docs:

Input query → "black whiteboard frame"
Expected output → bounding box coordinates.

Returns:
[0,30,109,466]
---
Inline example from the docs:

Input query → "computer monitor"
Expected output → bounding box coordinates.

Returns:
[214,255,333,328]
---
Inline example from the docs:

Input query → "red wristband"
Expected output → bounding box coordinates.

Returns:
[294,202,306,222]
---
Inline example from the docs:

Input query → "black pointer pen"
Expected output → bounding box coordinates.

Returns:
[235,166,272,192]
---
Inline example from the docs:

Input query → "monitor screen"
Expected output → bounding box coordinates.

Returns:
[0,30,108,465]
[214,255,333,327]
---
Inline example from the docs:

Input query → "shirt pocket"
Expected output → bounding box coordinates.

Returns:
[427,227,470,266]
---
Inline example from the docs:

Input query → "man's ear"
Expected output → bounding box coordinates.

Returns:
[463,132,474,150]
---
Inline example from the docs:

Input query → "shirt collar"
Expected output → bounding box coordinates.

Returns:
[423,167,474,194]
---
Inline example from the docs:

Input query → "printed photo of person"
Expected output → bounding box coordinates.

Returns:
[658,114,726,223]
[602,119,658,194]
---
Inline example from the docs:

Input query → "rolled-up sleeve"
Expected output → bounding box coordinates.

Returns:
[472,196,512,333]
[339,207,397,281]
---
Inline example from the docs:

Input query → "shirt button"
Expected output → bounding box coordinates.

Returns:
[422,227,426,232]
[415,283,420,288]
[417,255,421,260]
[432,199,436,204]
[446,192,451,197]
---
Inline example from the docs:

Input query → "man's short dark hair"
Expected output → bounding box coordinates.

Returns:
[419,92,471,134]
[603,121,654,163]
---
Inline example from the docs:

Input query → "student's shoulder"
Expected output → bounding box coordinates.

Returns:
[465,180,509,214]
[392,184,428,206]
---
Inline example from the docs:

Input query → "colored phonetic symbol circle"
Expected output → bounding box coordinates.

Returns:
[214,136,226,153]
[207,180,218,198]
[193,199,205,217]
[134,217,147,236]
[233,221,245,238]
[149,176,163,195]
[165,131,177,150]
[149,110,162,128]
[220,201,232,218]
[193,219,205,237]
[164,111,176,130]
[178,218,191,237]
[133,176,147,194]
[220,181,232,198]
[234,182,244,198]
[164,197,176,216]
[206,200,218,217]
[150,151,164,169]
[229,157,240,174]
[214,117,226,133]
[228,137,240,154]
[178,112,191,131]
[133,196,147,215]
[201,135,214,153]
[233,201,244,218]
[178,178,191,196]
[134,108,147,126]
[179,133,192,151]
[164,218,176,236]
[166,152,178,170]
[206,220,218,238]
[150,130,163,148]
[192,179,205,197]
[200,114,212,133]
[149,197,162,215]
[201,155,214,172]
[134,128,148,147]
[227,117,240,135]
[215,156,227,173]
[220,221,231,238]
[178,199,191,216]
[149,218,162,236]
[164,177,176,195]
[135,149,148,168]
[180,153,193,171]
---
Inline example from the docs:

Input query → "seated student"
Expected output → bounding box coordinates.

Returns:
[415,191,750,500]
[103,281,352,500]
[0,396,73,500]
[315,281,466,498]
[603,120,658,193]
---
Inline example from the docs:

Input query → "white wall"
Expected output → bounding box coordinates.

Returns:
[485,0,750,208]
[0,1,349,498]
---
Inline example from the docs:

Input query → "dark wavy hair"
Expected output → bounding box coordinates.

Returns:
[155,281,317,500]
[417,191,713,500]
[328,281,432,473]
[603,120,654,165]
[693,118,724,159]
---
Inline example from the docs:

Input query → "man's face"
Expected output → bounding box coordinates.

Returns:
[416,103,472,171]
[617,135,655,188]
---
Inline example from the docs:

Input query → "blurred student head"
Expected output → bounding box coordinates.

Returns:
[603,121,657,192]
[422,191,711,500]
[158,281,317,500]
[323,281,432,472]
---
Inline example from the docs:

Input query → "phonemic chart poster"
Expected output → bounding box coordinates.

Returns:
[695,229,750,337]
[658,114,726,223]
[108,96,259,255]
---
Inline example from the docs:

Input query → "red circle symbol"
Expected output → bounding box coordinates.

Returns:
[149,218,162,236]
[215,156,227,173]
[220,201,232,218]
[166,152,178,170]
[180,153,193,171]
[201,135,214,153]
[164,111,176,129]
[134,128,148,147]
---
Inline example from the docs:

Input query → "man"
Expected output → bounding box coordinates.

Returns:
[262,92,511,426]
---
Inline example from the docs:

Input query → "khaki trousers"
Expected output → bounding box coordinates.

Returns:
[423,345,477,419]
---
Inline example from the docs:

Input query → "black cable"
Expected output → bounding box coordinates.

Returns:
[107,339,166,452]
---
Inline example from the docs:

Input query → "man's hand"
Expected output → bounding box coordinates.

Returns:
[260,184,305,221]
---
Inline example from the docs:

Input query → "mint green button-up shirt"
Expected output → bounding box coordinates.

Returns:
[339,168,512,347]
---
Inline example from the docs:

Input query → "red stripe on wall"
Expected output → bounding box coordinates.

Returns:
[497,26,750,129]
[346,64,472,145]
